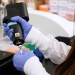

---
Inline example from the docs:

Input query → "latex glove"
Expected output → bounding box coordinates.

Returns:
[34,48,44,62]
[13,49,35,71]
[13,49,50,75]
[3,16,32,41]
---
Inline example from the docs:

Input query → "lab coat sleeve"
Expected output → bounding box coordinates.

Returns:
[25,27,71,64]
[23,56,50,75]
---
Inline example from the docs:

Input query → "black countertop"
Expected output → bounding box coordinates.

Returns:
[0,51,57,75]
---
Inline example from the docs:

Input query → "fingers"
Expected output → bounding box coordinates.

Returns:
[3,23,7,27]
[8,29,14,34]
[9,33,13,40]
[11,16,27,27]
[3,23,9,34]
[4,27,10,34]
[3,23,14,41]
[8,29,14,40]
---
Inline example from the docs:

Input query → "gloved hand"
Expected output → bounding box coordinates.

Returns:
[13,49,50,75]
[13,49,35,72]
[3,16,32,41]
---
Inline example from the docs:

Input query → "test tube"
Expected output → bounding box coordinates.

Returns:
[19,45,23,54]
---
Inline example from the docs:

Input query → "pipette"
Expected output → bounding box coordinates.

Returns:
[19,45,23,54]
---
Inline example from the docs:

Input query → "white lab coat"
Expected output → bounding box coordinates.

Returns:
[23,27,71,75]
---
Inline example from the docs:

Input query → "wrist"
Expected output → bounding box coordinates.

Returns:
[25,27,50,52]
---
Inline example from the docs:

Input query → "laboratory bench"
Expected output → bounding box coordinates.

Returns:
[0,50,57,75]
[0,31,72,75]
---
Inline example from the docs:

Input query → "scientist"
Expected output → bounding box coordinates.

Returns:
[3,16,75,75]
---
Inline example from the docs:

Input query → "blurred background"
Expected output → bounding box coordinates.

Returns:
[0,0,75,50]
[0,0,75,22]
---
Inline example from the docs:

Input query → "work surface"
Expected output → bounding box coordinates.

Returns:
[0,51,57,75]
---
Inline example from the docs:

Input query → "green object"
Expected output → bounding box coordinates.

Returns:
[22,43,36,51]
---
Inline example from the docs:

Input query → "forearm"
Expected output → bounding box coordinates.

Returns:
[25,26,50,54]
[25,27,71,65]
[23,56,50,75]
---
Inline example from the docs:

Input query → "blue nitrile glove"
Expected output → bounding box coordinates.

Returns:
[34,48,44,62]
[3,23,14,41]
[13,49,35,72]
[3,16,32,41]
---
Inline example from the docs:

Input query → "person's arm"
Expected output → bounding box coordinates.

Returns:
[3,16,71,65]
[13,50,50,75]
[25,27,71,64]
[23,56,50,75]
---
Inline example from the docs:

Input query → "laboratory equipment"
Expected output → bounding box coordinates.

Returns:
[19,45,23,54]
[3,2,29,46]
[0,1,29,75]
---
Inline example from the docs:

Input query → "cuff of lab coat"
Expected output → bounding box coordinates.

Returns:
[25,26,50,53]
[23,56,50,75]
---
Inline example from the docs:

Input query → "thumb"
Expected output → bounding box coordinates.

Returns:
[11,16,27,28]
